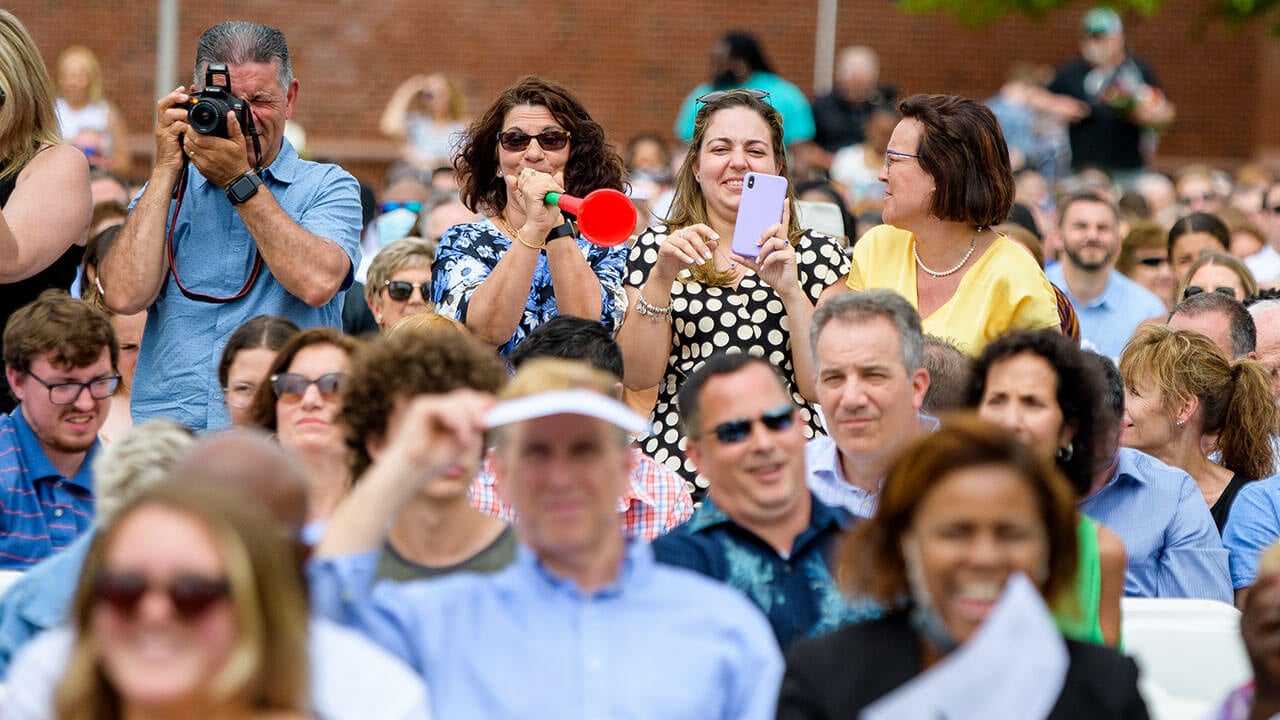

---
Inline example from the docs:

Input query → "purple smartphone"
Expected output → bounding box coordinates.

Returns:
[731,172,789,258]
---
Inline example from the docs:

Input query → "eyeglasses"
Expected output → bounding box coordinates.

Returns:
[497,129,571,152]
[883,149,921,170]
[94,571,230,622]
[1183,285,1238,300]
[379,201,423,214]
[701,403,795,444]
[383,280,432,302]
[222,382,258,409]
[269,372,350,404]
[24,368,120,405]
[1136,256,1170,268]
[695,88,771,104]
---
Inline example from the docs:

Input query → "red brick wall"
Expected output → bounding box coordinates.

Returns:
[13,0,1265,185]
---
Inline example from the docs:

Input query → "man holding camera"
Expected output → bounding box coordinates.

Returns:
[102,21,361,431]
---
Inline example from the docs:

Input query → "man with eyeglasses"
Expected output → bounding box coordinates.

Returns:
[0,290,118,569]
[804,290,932,520]
[1046,192,1167,357]
[652,352,877,650]
[100,22,361,432]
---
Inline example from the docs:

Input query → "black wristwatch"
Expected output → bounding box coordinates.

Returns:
[225,170,263,205]
[544,220,577,244]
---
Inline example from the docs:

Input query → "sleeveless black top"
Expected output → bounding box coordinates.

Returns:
[0,157,85,413]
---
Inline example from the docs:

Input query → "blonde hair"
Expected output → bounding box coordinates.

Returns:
[1179,250,1257,301]
[666,91,802,287]
[92,420,196,524]
[56,480,309,720]
[387,310,466,338]
[362,236,437,305]
[0,10,62,179]
[56,45,104,103]
[1119,324,1276,479]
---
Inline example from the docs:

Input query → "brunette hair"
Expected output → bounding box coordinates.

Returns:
[898,93,1014,228]
[1115,220,1167,275]
[3,289,117,374]
[1168,212,1230,257]
[216,315,300,389]
[454,75,625,216]
[1179,250,1258,303]
[667,90,803,286]
[246,328,360,432]
[839,415,1078,608]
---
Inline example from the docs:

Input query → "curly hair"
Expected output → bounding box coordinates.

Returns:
[898,93,1014,228]
[968,329,1105,496]
[838,415,1078,610]
[454,75,625,216]
[666,90,802,287]
[1120,324,1276,480]
[341,323,506,479]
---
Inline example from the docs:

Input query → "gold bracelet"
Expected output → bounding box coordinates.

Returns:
[515,231,545,251]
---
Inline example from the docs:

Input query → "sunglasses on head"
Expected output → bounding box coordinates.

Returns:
[383,280,431,302]
[94,572,230,622]
[695,88,771,104]
[1183,285,1237,300]
[1136,256,1169,268]
[703,403,795,444]
[269,372,349,403]
[497,129,571,153]
[379,201,423,214]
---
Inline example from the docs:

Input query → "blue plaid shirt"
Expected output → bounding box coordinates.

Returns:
[0,409,96,569]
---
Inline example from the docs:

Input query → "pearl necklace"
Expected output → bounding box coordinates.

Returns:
[913,230,980,278]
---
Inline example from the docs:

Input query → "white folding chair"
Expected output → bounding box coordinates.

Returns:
[1121,597,1250,719]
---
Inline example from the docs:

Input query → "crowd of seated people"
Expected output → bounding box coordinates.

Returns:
[10,6,1280,717]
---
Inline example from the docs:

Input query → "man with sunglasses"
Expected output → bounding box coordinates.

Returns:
[0,291,117,569]
[1046,192,1167,357]
[804,291,932,520]
[652,352,877,650]
[100,22,361,433]
[310,359,782,718]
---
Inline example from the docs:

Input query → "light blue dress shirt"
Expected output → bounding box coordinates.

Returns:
[129,139,362,431]
[1078,448,1231,602]
[1223,474,1280,589]
[308,541,783,719]
[1044,266,1167,358]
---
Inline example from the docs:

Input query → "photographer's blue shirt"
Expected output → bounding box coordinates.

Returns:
[0,409,96,569]
[129,139,361,431]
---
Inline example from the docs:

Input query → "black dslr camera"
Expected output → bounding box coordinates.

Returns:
[187,63,250,138]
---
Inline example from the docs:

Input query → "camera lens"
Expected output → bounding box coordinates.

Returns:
[188,99,226,135]
[747,176,755,189]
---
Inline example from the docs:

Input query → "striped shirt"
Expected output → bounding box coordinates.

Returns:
[0,409,96,569]
[470,448,693,541]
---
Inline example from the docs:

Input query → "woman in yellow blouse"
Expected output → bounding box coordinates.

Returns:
[847,94,1059,355]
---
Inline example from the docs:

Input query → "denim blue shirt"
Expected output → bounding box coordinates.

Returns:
[0,529,92,677]
[432,219,627,357]
[308,540,782,719]
[1223,474,1280,589]
[1079,448,1231,602]
[652,495,879,650]
[1044,266,1167,358]
[129,140,362,431]
[0,409,96,569]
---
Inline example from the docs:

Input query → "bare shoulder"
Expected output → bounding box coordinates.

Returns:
[22,144,90,180]
[1097,524,1127,565]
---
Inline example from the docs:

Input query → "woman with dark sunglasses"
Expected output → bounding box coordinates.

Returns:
[433,75,628,356]
[617,90,849,502]
[1179,251,1257,304]
[1116,221,1176,311]
[248,328,362,543]
[55,479,311,720]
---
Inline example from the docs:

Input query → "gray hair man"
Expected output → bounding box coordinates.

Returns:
[806,290,930,518]
[102,21,361,431]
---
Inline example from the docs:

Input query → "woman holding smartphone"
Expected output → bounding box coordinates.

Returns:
[617,90,848,501]
[847,93,1058,355]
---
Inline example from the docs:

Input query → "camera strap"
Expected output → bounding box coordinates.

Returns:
[165,152,264,304]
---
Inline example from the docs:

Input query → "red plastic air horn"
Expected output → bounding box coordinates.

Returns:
[544,189,637,247]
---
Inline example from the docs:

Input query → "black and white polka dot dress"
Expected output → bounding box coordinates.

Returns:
[626,225,850,502]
